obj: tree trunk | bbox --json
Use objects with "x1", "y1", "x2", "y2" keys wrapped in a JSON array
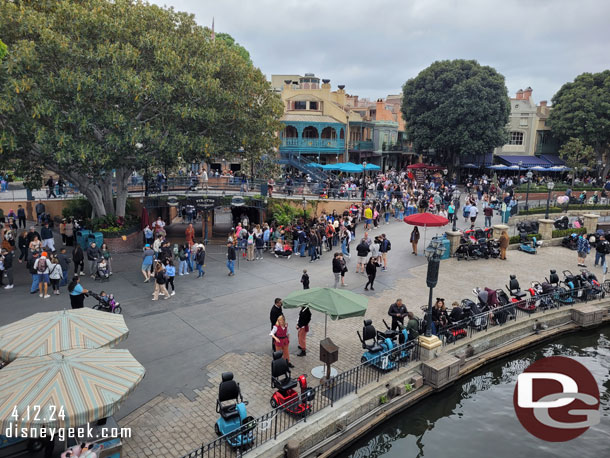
[
  {"x1": 101, "y1": 178, "x2": 115, "y2": 216},
  {"x1": 83, "y1": 186, "x2": 106, "y2": 218},
  {"x1": 114, "y1": 168, "x2": 130, "y2": 217}
]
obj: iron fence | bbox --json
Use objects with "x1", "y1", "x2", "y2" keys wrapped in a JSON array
[
  {"x1": 180, "y1": 340, "x2": 420, "y2": 458},
  {"x1": 439, "y1": 281, "x2": 610, "y2": 346}
]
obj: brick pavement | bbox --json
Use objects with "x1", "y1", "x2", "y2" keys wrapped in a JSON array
[{"x1": 119, "y1": 244, "x2": 586, "y2": 457}]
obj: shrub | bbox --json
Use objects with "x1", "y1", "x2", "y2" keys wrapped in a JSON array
[
  {"x1": 268, "y1": 201, "x2": 311, "y2": 226},
  {"x1": 90, "y1": 214, "x2": 140, "y2": 237},
  {"x1": 509, "y1": 233, "x2": 541, "y2": 244},
  {"x1": 518, "y1": 204, "x2": 610, "y2": 216},
  {"x1": 552, "y1": 227, "x2": 587, "y2": 238},
  {"x1": 62, "y1": 197, "x2": 92, "y2": 220},
  {"x1": 404, "y1": 383, "x2": 413, "y2": 392}
]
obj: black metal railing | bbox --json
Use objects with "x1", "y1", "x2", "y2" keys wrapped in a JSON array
[
  {"x1": 439, "y1": 282, "x2": 610, "y2": 346},
  {"x1": 181, "y1": 340, "x2": 420, "y2": 458}
]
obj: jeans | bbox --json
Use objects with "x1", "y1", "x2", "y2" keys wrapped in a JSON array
[
  {"x1": 227, "y1": 259, "x2": 235, "y2": 274},
  {"x1": 179, "y1": 260, "x2": 188, "y2": 275},
  {"x1": 309, "y1": 245, "x2": 317, "y2": 261},
  {"x1": 299, "y1": 243, "x2": 306, "y2": 257},
  {"x1": 30, "y1": 273, "x2": 40, "y2": 293},
  {"x1": 293, "y1": 240, "x2": 299, "y2": 254},
  {"x1": 197, "y1": 263, "x2": 204, "y2": 277},
  {"x1": 341, "y1": 239, "x2": 349, "y2": 257},
  {"x1": 187, "y1": 256, "x2": 194, "y2": 272},
  {"x1": 485, "y1": 216, "x2": 492, "y2": 227},
  {"x1": 60, "y1": 269, "x2": 68, "y2": 286},
  {"x1": 385, "y1": 213, "x2": 390, "y2": 223},
  {"x1": 595, "y1": 252, "x2": 606, "y2": 266}
]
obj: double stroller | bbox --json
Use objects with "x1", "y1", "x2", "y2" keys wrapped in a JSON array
[{"x1": 90, "y1": 291, "x2": 122, "y2": 314}]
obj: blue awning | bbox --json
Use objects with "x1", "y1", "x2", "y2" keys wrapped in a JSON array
[
  {"x1": 496, "y1": 155, "x2": 552, "y2": 168},
  {"x1": 540, "y1": 154, "x2": 565, "y2": 166},
  {"x1": 462, "y1": 152, "x2": 493, "y2": 166}
]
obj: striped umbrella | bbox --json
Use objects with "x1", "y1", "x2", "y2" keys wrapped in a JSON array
[
  {"x1": 0, "y1": 348, "x2": 145, "y2": 430},
  {"x1": 0, "y1": 309, "x2": 129, "y2": 362}
]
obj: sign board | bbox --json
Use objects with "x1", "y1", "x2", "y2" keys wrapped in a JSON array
[
  {"x1": 231, "y1": 196, "x2": 245, "y2": 207},
  {"x1": 192, "y1": 197, "x2": 216, "y2": 211},
  {"x1": 166, "y1": 196, "x2": 179, "y2": 207}
]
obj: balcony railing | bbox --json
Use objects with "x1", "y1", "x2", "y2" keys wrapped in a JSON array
[
  {"x1": 352, "y1": 140, "x2": 374, "y2": 150},
  {"x1": 280, "y1": 138, "x2": 345, "y2": 149}
]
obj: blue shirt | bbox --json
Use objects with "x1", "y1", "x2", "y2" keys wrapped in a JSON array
[
  {"x1": 165, "y1": 265, "x2": 176, "y2": 277},
  {"x1": 577, "y1": 237, "x2": 590, "y2": 254},
  {"x1": 70, "y1": 283, "x2": 84, "y2": 296}
]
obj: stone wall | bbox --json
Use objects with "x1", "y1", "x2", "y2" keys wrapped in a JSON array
[{"x1": 103, "y1": 230, "x2": 143, "y2": 253}]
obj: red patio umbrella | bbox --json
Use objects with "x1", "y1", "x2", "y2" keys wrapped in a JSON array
[{"x1": 403, "y1": 213, "x2": 449, "y2": 247}]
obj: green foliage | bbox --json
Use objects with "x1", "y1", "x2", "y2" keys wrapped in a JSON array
[
  {"x1": 0, "y1": 0, "x2": 283, "y2": 217},
  {"x1": 518, "y1": 204, "x2": 610, "y2": 215},
  {"x1": 401, "y1": 60, "x2": 510, "y2": 170},
  {"x1": 404, "y1": 383, "x2": 413, "y2": 392},
  {"x1": 268, "y1": 201, "x2": 311, "y2": 226},
  {"x1": 90, "y1": 214, "x2": 139, "y2": 237},
  {"x1": 62, "y1": 197, "x2": 92, "y2": 220},
  {"x1": 379, "y1": 395, "x2": 388, "y2": 404},
  {"x1": 548, "y1": 71, "x2": 610, "y2": 169},
  {"x1": 509, "y1": 233, "x2": 541, "y2": 244},
  {"x1": 552, "y1": 227, "x2": 587, "y2": 239},
  {"x1": 0, "y1": 39, "x2": 7, "y2": 60},
  {"x1": 559, "y1": 138, "x2": 596, "y2": 183},
  {"x1": 215, "y1": 33, "x2": 251, "y2": 65},
  {"x1": 514, "y1": 184, "x2": 601, "y2": 192}
]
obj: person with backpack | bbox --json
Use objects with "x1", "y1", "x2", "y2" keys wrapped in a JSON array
[
  {"x1": 48, "y1": 255, "x2": 63, "y2": 295},
  {"x1": 577, "y1": 234, "x2": 591, "y2": 268},
  {"x1": 34, "y1": 251, "x2": 51, "y2": 298},
  {"x1": 1, "y1": 248, "x2": 13, "y2": 289},
  {"x1": 379, "y1": 233, "x2": 391, "y2": 271},
  {"x1": 195, "y1": 244, "x2": 206, "y2": 278}
]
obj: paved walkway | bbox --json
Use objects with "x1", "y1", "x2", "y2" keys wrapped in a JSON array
[{"x1": 0, "y1": 207, "x2": 591, "y2": 457}]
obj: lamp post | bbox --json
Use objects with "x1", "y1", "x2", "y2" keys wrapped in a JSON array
[
  {"x1": 525, "y1": 171, "x2": 533, "y2": 210},
  {"x1": 424, "y1": 239, "x2": 447, "y2": 337},
  {"x1": 597, "y1": 160, "x2": 603, "y2": 182},
  {"x1": 302, "y1": 197, "x2": 307, "y2": 221},
  {"x1": 362, "y1": 161, "x2": 367, "y2": 201},
  {"x1": 518, "y1": 160, "x2": 523, "y2": 183},
  {"x1": 545, "y1": 181, "x2": 555, "y2": 219},
  {"x1": 452, "y1": 189, "x2": 460, "y2": 232}
]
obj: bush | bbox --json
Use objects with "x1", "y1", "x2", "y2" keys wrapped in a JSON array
[
  {"x1": 552, "y1": 227, "x2": 587, "y2": 238},
  {"x1": 62, "y1": 197, "x2": 92, "y2": 220},
  {"x1": 518, "y1": 204, "x2": 610, "y2": 216},
  {"x1": 514, "y1": 184, "x2": 602, "y2": 192},
  {"x1": 509, "y1": 233, "x2": 541, "y2": 244},
  {"x1": 90, "y1": 214, "x2": 140, "y2": 237},
  {"x1": 268, "y1": 201, "x2": 311, "y2": 226}
]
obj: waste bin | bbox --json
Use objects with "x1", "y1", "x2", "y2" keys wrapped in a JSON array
[
  {"x1": 76, "y1": 230, "x2": 91, "y2": 250},
  {"x1": 88, "y1": 232, "x2": 104, "y2": 247},
  {"x1": 260, "y1": 183, "x2": 268, "y2": 197}
]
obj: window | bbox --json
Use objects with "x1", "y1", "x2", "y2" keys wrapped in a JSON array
[
  {"x1": 294, "y1": 101, "x2": 306, "y2": 110},
  {"x1": 309, "y1": 101, "x2": 318, "y2": 110},
  {"x1": 509, "y1": 131, "x2": 524, "y2": 145}
]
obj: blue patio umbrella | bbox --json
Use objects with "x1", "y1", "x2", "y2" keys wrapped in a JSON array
[
  {"x1": 338, "y1": 162, "x2": 364, "y2": 173},
  {"x1": 529, "y1": 166, "x2": 549, "y2": 172},
  {"x1": 488, "y1": 164, "x2": 508, "y2": 170},
  {"x1": 363, "y1": 163, "x2": 381, "y2": 171},
  {"x1": 462, "y1": 163, "x2": 478, "y2": 168},
  {"x1": 321, "y1": 164, "x2": 343, "y2": 171},
  {"x1": 308, "y1": 163, "x2": 323, "y2": 168}
]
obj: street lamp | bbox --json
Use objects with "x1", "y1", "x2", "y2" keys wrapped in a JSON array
[
  {"x1": 424, "y1": 239, "x2": 447, "y2": 337},
  {"x1": 545, "y1": 181, "x2": 555, "y2": 219},
  {"x1": 362, "y1": 161, "x2": 367, "y2": 201},
  {"x1": 452, "y1": 189, "x2": 461, "y2": 232},
  {"x1": 518, "y1": 160, "x2": 523, "y2": 183},
  {"x1": 597, "y1": 160, "x2": 603, "y2": 182},
  {"x1": 302, "y1": 197, "x2": 307, "y2": 220},
  {"x1": 525, "y1": 171, "x2": 533, "y2": 210}
]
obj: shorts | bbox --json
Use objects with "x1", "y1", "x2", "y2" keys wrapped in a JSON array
[
  {"x1": 142, "y1": 262, "x2": 152, "y2": 271},
  {"x1": 358, "y1": 256, "x2": 367, "y2": 264},
  {"x1": 366, "y1": 218, "x2": 373, "y2": 225},
  {"x1": 577, "y1": 251, "x2": 587, "y2": 258},
  {"x1": 38, "y1": 273, "x2": 49, "y2": 284},
  {"x1": 470, "y1": 216, "x2": 477, "y2": 222}
]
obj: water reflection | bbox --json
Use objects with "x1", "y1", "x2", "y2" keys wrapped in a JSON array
[{"x1": 347, "y1": 326, "x2": 610, "y2": 458}]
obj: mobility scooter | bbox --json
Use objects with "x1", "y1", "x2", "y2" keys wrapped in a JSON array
[
  {"x1": 506, "y1": 275, "x2": 536, "y2": 312},
  {"x1": 357, "y1": 319, "x2": 397, "y2": 371},
  {"x1": 381, "y1": 319, "x2": 416, "y2": 360},
  {"x1": 214, "y1": 372, "x2": 255, "y2": 447},
  {"x1": 270, "y1": 352, "x2": 314, "y2": 416},
  {"x1": 517, "y1": 232, "x2": 539, "y2": 254}
]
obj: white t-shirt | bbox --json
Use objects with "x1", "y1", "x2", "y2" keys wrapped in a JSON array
[{"x1": 469, "y1": 206, "x2": 478, "y2": 218}]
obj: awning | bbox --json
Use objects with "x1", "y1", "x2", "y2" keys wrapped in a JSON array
[
  {"x1": 462, "y1": 152, "x2": 493, "y2": 167},
  {"x1": 540, "y1": 154, "x2": 565, "y2": 166},
  {"x1": 496, "y1": 155, "x2": 552, "y2": 168}
]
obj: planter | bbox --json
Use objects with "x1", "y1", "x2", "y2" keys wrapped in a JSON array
[{"x1": 103, "y1": 230, "x2": 142, "y2": 253}]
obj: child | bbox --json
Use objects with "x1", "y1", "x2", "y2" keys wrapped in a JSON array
[{"x1": 301, "y1": 269, "x2": 310, "y2": 289}]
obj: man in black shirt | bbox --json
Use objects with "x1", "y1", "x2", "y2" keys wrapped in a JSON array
[
  {"x1": 388, "y1": 299, "x2": 408, "y2": 331},
  {"x1": 296, "y1": 306, "x2": 312, "y2": 357},
  {"x1": 270, "y1": 298, "x2": 284, "y2": 351},
  {"x1": 226, "y1": 241, "x2": 236, "y2": 276}
]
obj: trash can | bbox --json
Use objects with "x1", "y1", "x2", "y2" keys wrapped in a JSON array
[
  {"x1": 76, "y1": 230, "x2": 90, "y2": 250},
  {"x1": 260, "y1": 183, "x2": 268, "y2": 197},
  {"x1": 88, "y1": 232, "x2": 104, "y2": 247}
]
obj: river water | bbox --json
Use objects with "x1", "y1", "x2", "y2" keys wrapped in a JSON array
[{"x1": 345, "y1": 325, "x2": 610, "y2": 458}]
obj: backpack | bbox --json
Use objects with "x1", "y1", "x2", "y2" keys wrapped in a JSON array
[
  {"x1": 385, "y1": 239, "x2": 392, "y2": 251},
  {"x1": 37, "y1": 257, "x2": 47, "y2": 273}
]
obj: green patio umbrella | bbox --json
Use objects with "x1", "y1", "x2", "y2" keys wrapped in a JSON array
[{"x1": 283, "y1": 287, "x2": 368, "y2": 338}]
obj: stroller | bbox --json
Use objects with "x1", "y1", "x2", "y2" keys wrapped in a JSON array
[
  {"x1": 561, "y1": 233, "x2": 579, "y2": 250},
  {"x1": 90, "y1": 291, "x2": 122, "y2": 314},
  {"x1": 95, "y1": 258, "x2": 110, "y2": 282}
]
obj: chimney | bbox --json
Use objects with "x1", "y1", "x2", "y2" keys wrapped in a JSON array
[
  {"x1": 284, "y1": 79, "x2": 292, "y2": 89},
  {"x1": 516, "y1": 89, "x2": 523, "y2": 100},
  {"x1": 322, "y1": 78, "x2": 331, "y2": 90},
  {"x1": 539, "y1": 100, "x2": 547, "y2": 107},
  {"x1": 523, "y1": 87, "x2": 533, "y2": 100},
  {"x1": 376, "y1": 99, "x2": 384, "y2": 112}
]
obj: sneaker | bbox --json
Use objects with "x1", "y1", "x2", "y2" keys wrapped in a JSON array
[
  {"x1": 179, "y1": 273, "x2": 183, "y2": 276},
  {"x1": 341, "y1": 283, "x2": 348, "y2": 287},
  {"x1": 39, "y1": 294, "x2": 43, "y2": 298},
  {"x1": 80, "y1": 272, "x2": 85, "y2": 276},
  {"x1": 229, "y1": 272, "x2": 235, "y2": 276},
  {"x1": 152, "y1": 298, "x2": 158, "y2": 301},
  {"x1": 4, "y1": 285, "x2": 13, "y2": 289},
  {"x1": 171, "y1": 291, "x2": 175, "y2": 296},
  {"x1": 364, "y1": 287, "x2": 369, "y2": 291},
  {"x1": 371, "y1": 287, "x2": 375, "y2": 291},
  {"x1": 287, "y1": 255, "x2": 292, "y2": 259},
  {"x1": 44, "y1": 294, "x2": 50, "y2": 299},
  {"x1": 144, "y1": 278, "x2": 149, "y2": 283},
  {"x1": 164, "y1": 296, "x2": 170, "y2": 300},
  {"x1": 275, "y1": 254, "x2": 279, "y2": 258}
]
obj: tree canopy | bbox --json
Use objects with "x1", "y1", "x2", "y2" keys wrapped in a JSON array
[
  {"x1": 548, "y1": 70, "x2": 610, "y2": 177},
  {"x1": 0, "y1": 0, "x2": 283, "y2": 216},
  {"x1": 559, "y1": 138, "x2": 596, "y2": 185},
  {"x1": 215, "y1": 33, "x2": 252, "y2": 65},
  {"x1": 401, "y1": 59, "x2": 510, "y2": 170}
]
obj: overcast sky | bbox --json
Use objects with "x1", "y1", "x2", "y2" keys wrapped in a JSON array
[{"x1": 152, "y1": 0, "x2": 609, "y2": 104}]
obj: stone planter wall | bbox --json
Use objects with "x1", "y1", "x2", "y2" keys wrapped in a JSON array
[{"x1": 104, "y1": 230, "x2": 142, "y2": 253}]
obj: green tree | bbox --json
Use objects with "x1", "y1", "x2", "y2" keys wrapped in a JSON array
[
  {"x1": 548, "y1": 71, "x2": 610, "y2": 179},
  {"x1": 0, "y1": 0, "x2": 282, "y2": 216},
  {"x1": 0, "y1": 39, "x2": 6, "y2": 60},
  {"x1": 401, "y1": 59, "x2": 510, "y2": 172},
  {"x1": 559, "y1": 137, "x2": 596, "y2": 185},
  {"x1": 215, "y1": 32, "x2": 252, "y2": 65}
]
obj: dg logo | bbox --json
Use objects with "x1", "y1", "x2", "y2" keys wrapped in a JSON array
[{"x1": 513, "y1": 356, "x2": 600, "y2": 441}]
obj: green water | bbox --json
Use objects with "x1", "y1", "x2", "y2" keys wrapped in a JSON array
[{"x1": 345, "y1": 325, "x2": 610, "y2": 458}]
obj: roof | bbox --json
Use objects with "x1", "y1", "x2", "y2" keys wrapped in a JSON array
[
  {"x1": 281, "y1": 114, "x2": 343, "y2": 124},
  {"x1": 540, "y1": 154, "x2": 565, "y2": 166},
  {"x1": 496, "y1": 155, "x2": 561, "y2": 167}
]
